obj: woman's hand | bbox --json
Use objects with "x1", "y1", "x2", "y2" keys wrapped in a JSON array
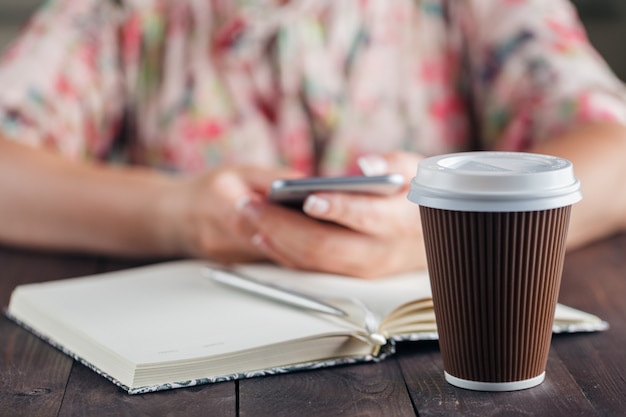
[
  {"x1": 0, "y1": 137, "x2": 425, "y2": 274},
  {"x1": 0, "y1": 138, "x2": 303, "y2": 260},
  {"x1": 163, "y1": 165, "x2": 303, "y2": 263},
  {"x1": 238, "y1": 152, "x2": 428, "y2": 278}
]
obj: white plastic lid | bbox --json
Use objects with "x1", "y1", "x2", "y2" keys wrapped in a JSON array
[{"x1": 407, "y1": 152, "x2": 582, "y2": 212}]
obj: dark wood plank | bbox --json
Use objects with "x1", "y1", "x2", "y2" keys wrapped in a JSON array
[
  {"x1": 0, "y1": 321, "x2": 73, "y2": 417},
  {"x1": 238, "y1": 360, "x2": 416, "y2": 417},
  {"x1": 97, "y1": 257, "x2": 173, "y2": 274},
  {"x1": 551, "y1": 234, "x2": 626, "y2": 417},
  {"x1": 0, "y1": 246, "x2": 102, "y2": 417},
  {"x1": 397, "y1": 340, "x2": 597, "y2": 417},
  {"x1": 58, "y1": 364, "x2": 236, "y2": 417},
  {"x1": 1, "y1": 233, "x2": 625, "y2": 416}
]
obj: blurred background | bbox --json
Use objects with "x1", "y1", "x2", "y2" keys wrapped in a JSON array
[{"x1": 0, "y1": 0, "x2": 625, "y2": 81}]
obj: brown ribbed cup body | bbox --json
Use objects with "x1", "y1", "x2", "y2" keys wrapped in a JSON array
[{"x1": 420, "y1": 206, "x2": 571, "y2": 383}]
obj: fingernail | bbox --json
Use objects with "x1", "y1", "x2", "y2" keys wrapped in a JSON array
[
  {"x1": 250, "y1": 233, "x2": 266, "y2": 249},
  {"x1": 303, "y1": 195, "x2": 330, "y2": 215},
  {"x1": 357, "y1": 155, "x2": 388, "y2": 176},
  {"x1": 235, "y1": 196, "x2": 250, "y2": 212},
  {"x1": 240, "y1": 199, "x2": 261, "y2": 222}
]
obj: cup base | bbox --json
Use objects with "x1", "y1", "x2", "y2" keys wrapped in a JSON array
[{"x1": 444, "y1": 371, "x2": 545, "y2": 392}]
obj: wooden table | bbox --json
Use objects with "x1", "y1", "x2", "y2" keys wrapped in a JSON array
[{"x1": 1, "y1": 233, "x2": 625, "y2": 417}]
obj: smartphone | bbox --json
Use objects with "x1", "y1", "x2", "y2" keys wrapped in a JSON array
[{"x1": 268, "y1": 173, "x2": 405, "y2": 206}]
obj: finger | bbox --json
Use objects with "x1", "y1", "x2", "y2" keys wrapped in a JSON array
[
  {"x1": 257, "y1": 225, "x2": 384, "y2": 278},
  {"x1": 242, "y1": 201, "x2": 384, "y2": 277},
  {"x1": 202, "y1": 167, "x2": 300, "y2": 236},
  {"x1": 383, "y1": 151, "x2": 426, "y2": 178},
  {"x1": 302, "y1": 191, "x2": 420, "y2": 237},
  {"x1": 358, "y1": 152, "x2": 425, "y2": 179},
  {"x1": 238, "y1": 166, "x2": 305, "y2": 195},
  {"x1": 256, "y1": 221, "x2": 423, "y2": 278},
  {"x1": 243, "y1": 200, "x2": 430, "y2": 277}
]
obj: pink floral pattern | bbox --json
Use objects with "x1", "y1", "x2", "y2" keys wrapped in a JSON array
[{"x1": 1, "y1": 0, "x2": 625, "y2": 175}]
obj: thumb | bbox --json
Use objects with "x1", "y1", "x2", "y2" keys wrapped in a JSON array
[
  {"x1": 238, "y1": 166, "x2": 305, "y2": 194},
  {"x1": 357, "y1": 151, "x2": 425, "y2": 179}
]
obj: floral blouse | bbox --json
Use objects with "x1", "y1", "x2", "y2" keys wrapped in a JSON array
[{"x1": 1, "y1": 0, "x2": 625, "y2": 175}]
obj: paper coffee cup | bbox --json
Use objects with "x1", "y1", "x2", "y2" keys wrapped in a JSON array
[{"x1": 407, "y1": 151, "x2": 582, "y2": 391}]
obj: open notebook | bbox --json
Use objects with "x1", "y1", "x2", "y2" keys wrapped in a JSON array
[{"x1": 5, "y1": 260, "x2": 608, "y2": 394}]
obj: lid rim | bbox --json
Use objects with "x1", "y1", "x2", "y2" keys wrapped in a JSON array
[
  {"x1": 408, "y1": 191, "x2": 583, "y2": 212},
  {"x1": 407, "y1": 151, "x2": 582, "y2": 212}
]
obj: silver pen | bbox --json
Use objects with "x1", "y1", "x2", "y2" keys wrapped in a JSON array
[{"x1": 204, "y1": 267, "x2": 347, "y2": 317}]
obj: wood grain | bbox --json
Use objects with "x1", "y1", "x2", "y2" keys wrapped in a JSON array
[
  {"x1": 1, "y1": 234, "x2": 625, "y2": 416},
  {"x1": 58, "y1": 364, "x2": 236, "y2": 417},
  {"x1": 239, "y1": 360, "x2": 416, "y2": 417},
  {"x1": 0, "y1": 247, "x2": 101, "y2": 417}
]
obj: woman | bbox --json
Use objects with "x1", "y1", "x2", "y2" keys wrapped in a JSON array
[{"x1": 1, "y1": 0, "x2": 625, "y2": 277}]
